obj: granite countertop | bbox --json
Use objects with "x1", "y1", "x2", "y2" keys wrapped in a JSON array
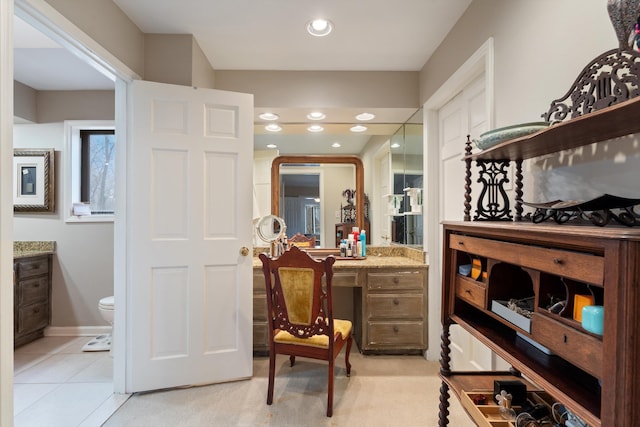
[
  {"x1": 252, "y1": 245, "x2": 427, "y2": 269},
  {"x1": 13, "y1": 241, "x2": 56, "y2": 259}
]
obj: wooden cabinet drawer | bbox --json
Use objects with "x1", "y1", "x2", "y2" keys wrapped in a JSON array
[
  {"x1": 253, "y1": 321, "x2": 269, "y2": 350},
  {"x1": 253, "y1": 295, "x2": 267, "y2": 321},
  {"x1": 15, "y1": 257, "x2": 49, "y2": 279},
  {"x1": 253, "y1": 272, "x2": 265, "y2": 291},
  {"x1": 17, "y1": 302, "x2": 49, "y2": 335},
  {"x1": 449, "y1": 234, "x2": 603, "y2": 285},
  {"x1": 366, "y1": 294, "x2": 424, "y2": 319},
  {"x1": 332, "y1": 271, "x2": 358, "y2": 287},
  {"x1": 17, "y1": 276, "x2": 49, "y2": 306},
  {"x1": 531, "y1": 313, "x2": 602, "y2": 379},
  {"x1": 367, "y1": 321, "x2": 425, "y2": 347},
  {"x1": 367, "y1": 270, "x2": 425, "y2": 290},
  {"x1": 455, "y1": 276, "x2": 487, "y2": 309}
]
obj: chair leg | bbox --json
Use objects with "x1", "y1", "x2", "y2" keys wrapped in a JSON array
[
  {"x1": 345, "y1": 336, "x2": 353, "y2": 377},
  {"x1": 327, "y1": 358, "x2": 334, "y2": 417},
  {"x1": 267, "y1": 352, "x2": 276, "y2": 405},
  {"x1": 289, "y1": 355, "x2": 295, "y2": 367}
]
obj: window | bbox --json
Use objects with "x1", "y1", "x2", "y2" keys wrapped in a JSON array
[
  {"x1": 65, "y1": 121, "x2": 116, "y2": 222},
  {"x1": 80, "y1": 130, "x2": 115, "y2": 214}
]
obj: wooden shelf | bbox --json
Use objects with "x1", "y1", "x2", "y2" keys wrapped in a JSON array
[
  {"x1": 467, "y1": 96, "x2": 640, "y2": 161},
  {"x1": 451, "y1": 311, "x2": 601, "y2": 427}
]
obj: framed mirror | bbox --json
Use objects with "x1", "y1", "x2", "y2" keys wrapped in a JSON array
[{"x1": 271, "y1": 155, "x2": 365, "y2": 247}]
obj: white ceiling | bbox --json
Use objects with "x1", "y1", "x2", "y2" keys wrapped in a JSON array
[{"x1": 13, "y1": 0, "x2": 472, "y2": 154}]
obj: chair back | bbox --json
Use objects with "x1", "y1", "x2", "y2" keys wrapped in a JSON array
[{"x1": 259, "y1": 246, "x2": 336, "y2": 344}]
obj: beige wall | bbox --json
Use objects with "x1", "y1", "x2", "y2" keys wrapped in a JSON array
[
  {"x1": 419, "y1": 0, "x2": 639, "y2": 204},
  {"x1": 14, "y1": 81, "x2": 36, "y2": 122},
  {"x1": 45, "y1": 0, "x2": 145, "y2": 77},
  {"x1": 37, "y1": 91, "x2": 115, "y2": 123},
  {"x1": 215, "y1": 70, "x2": 419, "y2": 108},
  {"x1": 144, "y1": 34, "x2": 195, "y2": 87},
  {"x1": 13, "y1": 123, "x2": 114, "y2": 327}
]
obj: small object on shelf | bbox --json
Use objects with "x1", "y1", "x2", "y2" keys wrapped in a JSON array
[
  {"x1": 582, "y1": 305, "x2": 605, "y2": 335},
  {"x1": 573, "y1": 294, "x2": 595, "y2": 322},
  {"x1": 470, "y1": 258, "x2": 482, "y2": 280},
  {"x1": 458, "y1": 264, "x2": 472, "y2": 276},
  {"x1": 491, "y1": 299, "x2": 533, "y2": 332},
  {"x1": 494, "y1": 380, "x2": 527, "y2": 406},
  {"x1": 472, "y1": 394, "x2": 487, "y2": 405},
  {"x1": 473, "y1": 122, "x2": 552, "y2": 150}
]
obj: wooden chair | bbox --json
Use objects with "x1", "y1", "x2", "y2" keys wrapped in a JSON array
[
  {"x1": 288, "y1": 232, "x2": 316, "y2": 248},
  {"x1": 259, "y1": 246, "x2": 353, "y2": 417}
]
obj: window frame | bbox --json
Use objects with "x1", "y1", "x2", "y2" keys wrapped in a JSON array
[{"x1": 64, "y1": 120, "x2": 115, "y2": 223}]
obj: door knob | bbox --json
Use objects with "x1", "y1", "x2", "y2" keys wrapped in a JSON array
[{"x1": 240, "y1": 246, "x2": 250, "y2": 256}]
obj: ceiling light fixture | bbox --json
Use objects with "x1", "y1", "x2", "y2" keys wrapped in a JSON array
[
  {"x1": 391, "y1": 143, "x2": 401, "y2": 148},
  {"x1": 307, "y1": 124, "x2": 324, "y2": 132},
  {"x1": 266, "y1": 144, "x2": 277, "y2": 149},
  {"x1": 307, "y1": 111, "x2": 326, "y2": 120},
  {"x1": 306, "y1": 19, "x2": 334, "y2": 37},
  {"x1": 331, "y1": 142, "x2": 341, "y2": 148},
  {"x1": 350, "y1": 125, "x2": 367, "y2": 132},
  {"x1": 355, "y1": 112, "x2": 375, "y2": 121},
  {"x1": 259, "y1": 112, "x2": 279, "y2": 121},
  {"x1": 265, "y1": 124, "x2": 282, "y2": 132}
]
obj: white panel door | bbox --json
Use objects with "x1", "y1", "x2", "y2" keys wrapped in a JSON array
[
  {"x1": 127, "y1": 80, "x2": 254, "y2": 392},
  {"x1": 439, "y1": 75, "x2": 494, "y2": 371}
]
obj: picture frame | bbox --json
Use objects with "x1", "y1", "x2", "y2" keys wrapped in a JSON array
[{"x1": 13, "y1": 149, "x2": 55, "y2": 213}]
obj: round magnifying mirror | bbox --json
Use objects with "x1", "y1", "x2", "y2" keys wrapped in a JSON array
[{"x1": 256, "y1": 215, "x2": 286, "y2": 243}]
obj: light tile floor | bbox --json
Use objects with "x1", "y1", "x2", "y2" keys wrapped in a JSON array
[{"x1": 14, "y1": 336, "x2": 129, "y2": 427}]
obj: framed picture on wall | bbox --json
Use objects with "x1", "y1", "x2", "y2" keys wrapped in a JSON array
[{"x1": 13, "y1": 149, "x2": 55, "y2": 213}]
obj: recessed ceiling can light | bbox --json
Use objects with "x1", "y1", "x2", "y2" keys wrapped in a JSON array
[
  {"x1": 307, "y1": 124, "x2": 324, "y2": 132},
  {"x1": 307, "y1": 19, "x2": 334, "y2": 37},
  {"x1": 355, "y1": 112, "x2": 375, "y2": 121},
  {"x1": 265, "y1": 124, "x2": 282, "y2": 132},
  {"x1": 307, "y1": 111, "x2": 326, "y2": 120},
  {"x1": 331, "y1": 142, "x2": 341, "y2": 148},
  {"x1": 266, "y1": 144, "x2": 277, "y2": 149},
  {"x1": 350, "y1": 125, "x2": 367, "y2": 132},
  {"x1": 391, "y1": 143, "x2": 401, "y2": 148},
  {"x1": 259, "y1": 112, "x2": 279, "y2": 121}
]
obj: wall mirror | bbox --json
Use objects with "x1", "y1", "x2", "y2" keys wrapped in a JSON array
[
  {"x1": 388, "y1": 108, "x2": 423, "y2": 246},
  {"x1": 271, "y1": 155, "x2": 364, "y2": 248}
]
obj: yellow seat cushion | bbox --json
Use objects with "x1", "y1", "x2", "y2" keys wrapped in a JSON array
[{"x1": 274, "y1": 319, "x2": 352, "y2": 348}]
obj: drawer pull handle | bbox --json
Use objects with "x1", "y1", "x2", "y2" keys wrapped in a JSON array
[
  {"x1": 465, "y1": 289, "x2": 471, "y2": 294},
  {"x1": 553, "y1": 258, "x2": 563, "y2": 265},
  {"x1": 392, "y1": 278, "x2": 399, "y2": 284},
  {"x1": 393, "y1": 326, "x2": 399, "y2": 333},
  {"x1": 33, "y1": 308, "x2": 39, "y2": 314},
  {"x1": 457, "y1": 241, "x2": 464, "y2": 245},
  {"x1": 393, "y1": 299, "x2": 400, "y2": 305},
  {"x1": 563, "y1": 334, "x2": 568, "y2": 343}
]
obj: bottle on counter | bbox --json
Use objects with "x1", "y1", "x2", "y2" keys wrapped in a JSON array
[
  {"x1": 360, "y1": 230, "x2": 366, "y2": 257},
  {"x1": 346, "y1": 235, "x2": 354, "y2": 257},
  {"x1": 340, "y1": 239, "x2": 347, "y2": 257}
]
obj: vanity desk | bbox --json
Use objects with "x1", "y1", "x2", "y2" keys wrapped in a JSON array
[
  {"x1": 13, "y1": 241, "x2": 55, "y2": 348},
  {"x1": 253, "y1": 246, "x2": 428, "y2": 355}
]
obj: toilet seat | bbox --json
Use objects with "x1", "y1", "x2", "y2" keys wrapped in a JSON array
[{"x1": 99, "y1": 296, "x2": 114, "y2": 310}]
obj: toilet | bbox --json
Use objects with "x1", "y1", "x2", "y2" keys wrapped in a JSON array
[{"x1": 82, "y1": 296, "x2": 114, "y2": 352}]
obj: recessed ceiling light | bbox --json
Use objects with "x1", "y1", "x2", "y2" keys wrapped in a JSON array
[
  {"x1": 350, "y1": 125, "x2": 367, "y2": 132},
  {"x1": 307, "y1": 19, "x2": 334, "y2": 37},
  {"x1": 332, "y1": 142, "x2": 341, "y2": 148},
  {"x1": 308, "y1": 125, "x2": 324, "y2": 132},
  {"x1": 355, "y1": 112, "x2": 375, "y2": 121},
  {"x1": 266, "y1": 144, "x2": 277, "y2": 149},
  {"x1": 307, "y1": 111, "x2": 326, "y2": 120},
  {"x1": 391, "y1": 143, "x2": 401, "y2": 148},
  {"x1": 265, "y1": 124, "x2": 282, "y2": 132},
  {"x1": 259, "y1": 112, "x2": 279, "y2": 121}
]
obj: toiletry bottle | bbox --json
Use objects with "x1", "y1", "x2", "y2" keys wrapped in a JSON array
[
  {"x1": 340, "y1": 240, "x2": 347, "y2": 257},
  {"x1": 360, "y1": 230, "x2": 366, "y2": 257},
  {"x1": 346, "y1": 235, "x2": 353, "y2": 257}
]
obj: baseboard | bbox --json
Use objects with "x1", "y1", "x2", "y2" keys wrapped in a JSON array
[{"x1": 45, "y1": 326, "x2": 111, "y2": 337}]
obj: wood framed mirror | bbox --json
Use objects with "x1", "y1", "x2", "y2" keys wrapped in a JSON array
[{"x1": 271, "y1": 155, "x2": 365, "y2": 234}]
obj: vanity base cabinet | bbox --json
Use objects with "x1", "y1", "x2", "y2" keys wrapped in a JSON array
[
  {"x1": 253, "y1": 263, "x2": 428, "y2": 355},
  {"x1": 439, "y1": 222, "x2": 640, "y2": 427},
  {"x1": 361, "y1": 268, "x2": 427, "y2": 354},
  {"x1": 14, "y1": 255, "x2": 52, "y2": 348}
]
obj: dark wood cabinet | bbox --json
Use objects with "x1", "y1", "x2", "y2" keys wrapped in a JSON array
[
  {"x1": 440, "y1": 222, "x2": 640, "y2": 427},
  {"x1": 14, "y1": 255, "x2": 52, "y2": 348}
]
